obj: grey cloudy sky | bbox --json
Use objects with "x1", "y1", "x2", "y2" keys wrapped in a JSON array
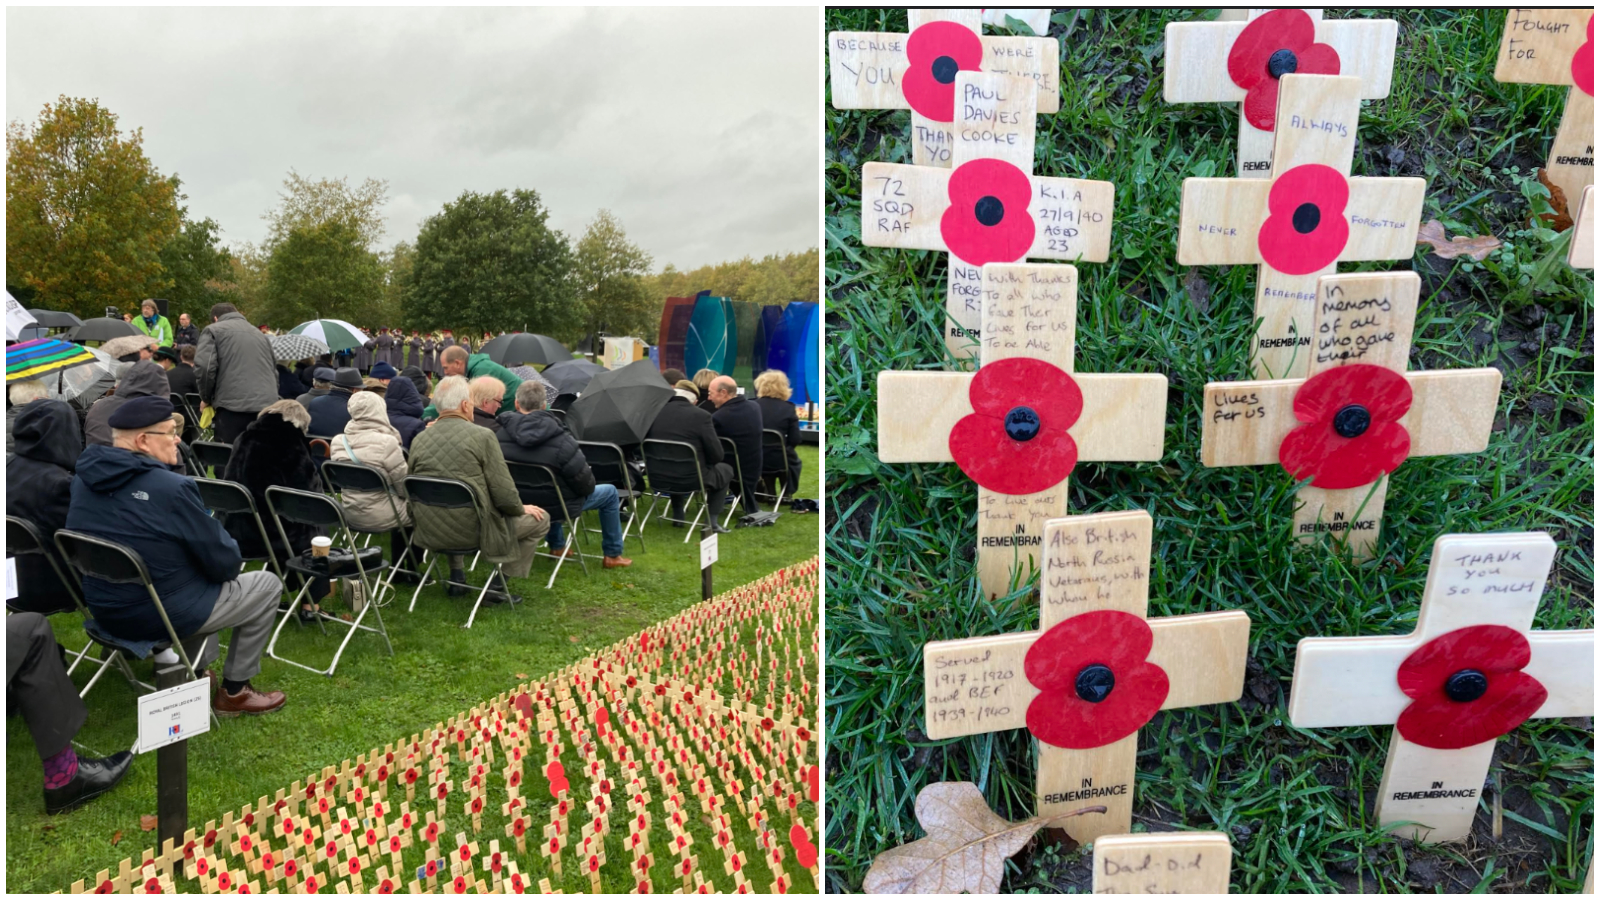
[{"x1": 7, "y1": 6, "x2": 819, "y2": 270}]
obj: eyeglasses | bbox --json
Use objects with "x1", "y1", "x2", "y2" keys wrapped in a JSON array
[{"x1": 143, "y1": 427, "x2": 180, "y2": 440}]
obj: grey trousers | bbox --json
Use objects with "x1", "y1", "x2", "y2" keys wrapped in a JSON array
[
  {"x1": 183, "y1": 571, "x2": 282, "y2": 682},
  {"x1": 493, "y1": 514, "x2": 550, "y2": 579}
]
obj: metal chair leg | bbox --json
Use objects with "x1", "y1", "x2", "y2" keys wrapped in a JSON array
[
  {"x1": 463, "y1": 564, "x2": 505, "y2": 629},
  {"x1": 408, "y1": 553, "x2": 436, "y2": 612}
]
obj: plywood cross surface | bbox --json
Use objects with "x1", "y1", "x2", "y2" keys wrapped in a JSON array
[
  {"x1": 922, "y1": 509, "x2": 1250, "y2": 843},
  {"x1": 1288, "y1": 532, "x2": 1594, "y2": 843},
  {"x1": 1494, "y1": 9, "x2": 1595, "y2": 213},
  {"x1": 1199, "y1": 270, "x2": 1500, "y2": 559},
  {"x1": 877, "y1": 263, "x2": 1165, "y2": 598},
  {"x1": 1165, "y1": 9, "x2": 1396, "y2": 178},
  {"x1": 828, "y1": 9, "x2": 1060, "y2": 168},
  {"x1": 1091, "y1": 832, "x2": 1233, "y2": 894},
  {"x1": 1177, "y1": 73, "x2": 1425, "y2": 379}
]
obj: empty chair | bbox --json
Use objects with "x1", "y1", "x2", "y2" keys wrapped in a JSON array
[{"x1": 506, "y1": 461, "x2": 590, "y2": 587}]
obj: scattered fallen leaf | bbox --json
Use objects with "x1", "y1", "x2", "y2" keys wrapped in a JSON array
[
  {"x1": 111, "y1": 830, "x2": 124, "y2": 846},
  {"x1": 40, "y1": 824, "x2": 55, "y2": 832},
  {"x1": 140, "y1": 815, "x2": 158, "y2": 832},
  {"x1": 568, "y1": 636, "x2": 580, "y2": 644},
  {"x1": 515, "y1": 673, "x2": 528, "y2": 680},
  {"x1": 862, "y1": 782, "x2": 1106, "y2": 894},
  {"x1": 1535, "y1": 169, "x2": 1573, "y2": 231},
  {"x1": 339, "y1": 613, "x2": 353, "y2": 622},
  {"x1": 1416, "y1": 219, "x2": 1502, "y2": 261}
]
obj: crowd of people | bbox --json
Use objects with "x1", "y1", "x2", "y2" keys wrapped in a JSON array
[{"x1": 6, "y1": 301, "x2": 810, "y2": 816}]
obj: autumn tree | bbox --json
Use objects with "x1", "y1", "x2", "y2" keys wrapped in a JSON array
[
  {"x1": 408, "y1": 188, "x2": 576, "y2": 336},
  {"x1": 6, "y1": 96, "x2": 180, "y2": 316},
  {"x1": 573, "y1": 209, "x2": 654, "y2": 342},
  {"x1": 264, "y1": 171, "x2": 389, "y2": 251}
]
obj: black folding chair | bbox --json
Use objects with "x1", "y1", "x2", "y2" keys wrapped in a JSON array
[
  {"x1": 191, "y1": 441, "x2": 234, "y2": 477},
  {"x1": 171, "y1": 393, "x2": 202, "y2": 444},
  {"x1": 403, "y1": 476, "x2": 519, "y2": 629},
  {"x1": 192, "y1": 478, "x2": 287, "y2": 581},
  {"x1": 641, "y1": 439, "x2": 718, "y2": 543},
  {"x1": 506, "y1": 461, "x2": 591, "y2": 587},
  {"x1": 760, "y1": 428, "x2": 793, "y2": 512},
  {"x1": 53, "y1": 530, "x2": 220, "y2": 729},
  {"x1": 321, "y1": 460, "x2": 422, "y2": 590},
  {"x1": 185, "y1": 392, "x2": 213, "y2": 442},
  {"x1": 263, "y1": 487, "x2": 393, "y2": 676},
  {"x1": 577, "y1": 441, "x2": 645, "y2": 552},
  {"x1": 7, "y1": 516, "x2": 98, "y2": 679},
  {"x1": 718, "y1": 436, "x2": 749, "y2": 528}
]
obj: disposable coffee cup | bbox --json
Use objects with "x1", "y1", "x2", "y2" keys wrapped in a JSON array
[{"x1": 311, "y1": 536, "x2": 332, "y2": 558}]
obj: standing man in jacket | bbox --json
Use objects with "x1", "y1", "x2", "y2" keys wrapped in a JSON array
[
  {"x1": 173, "y1": 312, "x2": 199, "y2": 348},
  {"x1": 133, "y1": 299, "x2": 173, "y2": 347},
  {"x1": 66, "y1": 397, "x2": 287, "y2": 716},
  {"x1": 709, "y1": 376, "x2": 763, "y2": 515},
  {"x1": 193, "y1": 303, "x2": 278, "y2": 444},
  {"x1": 429, "y1": 345, "x2": 522, "y2": 416}
]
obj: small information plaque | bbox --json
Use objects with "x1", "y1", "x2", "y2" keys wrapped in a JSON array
[{"x1": 136, "y1": 677, "x2": 211, "y2": 753}]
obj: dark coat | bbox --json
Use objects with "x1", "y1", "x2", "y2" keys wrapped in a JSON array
[
  {"x1": 166, "y1": 362, "x2": 198, "y2": 399},
  {"x1": 400, "y1": 365, "x2": 430, "y2": 402},
  {"x1": 296, "y1": 386, "x2": 330, "y2": 410},
  {"x1": 84, "y1": 361, "x2": 171, "y2": 447},
  {"x1": 276, "y1": 364, "x2": 304, "y2": 400},
  {"x1": 295, "y1": 360, "x2": 316, "y2": 389},
  {"x1": 67, "y1": 444, "x2": 242, "y2": 642},
  {"x1": 755, "y1": 395, "x2": 802, "y2": 472},
  {"x1": 645, "y1": 396, "x2": 729, "y2": 492},
  {"x1": 173, "y1": 323, "x2": 200, "y2": 346},
  {"x1": 307, "y1": 387, "x2": 356, "y2": 437},
  {"x1": 472, "y1": 407, "x2": 503, "y2": 433},
  {"x1": 385, "y1": 374, "x2": 426, "y2": 449},
  {"x1": 496, "y1": 410, "x2": 595, "y2": 519},
  {"x1": 712, "y1": 394, "x2": 764, "y2": 493},
  {"x1": 221, "y1": 413, "x2": 321, "y2": 561},
  {"x1": 6, "y1": 401, "x2": 83, "y2": 614}
]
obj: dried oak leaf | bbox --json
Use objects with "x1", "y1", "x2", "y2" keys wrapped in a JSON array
[
  {"x1": 139, "y1": 814, "x2": 158, "y2": 832},
  {"x1": 861, "y1": 782, "x2": 1044, "y2": 894},
  {"x1": 1416, "y1": 220, "x2": 1502, "y2": 261},
  {"x1": 111, "y1": 830, "x2": 124, "y2": 847}
]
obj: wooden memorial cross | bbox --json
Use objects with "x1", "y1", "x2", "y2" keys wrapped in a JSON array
[
  {"x1": 1571, "y1": 185, "x2": 1594, "y2": 269},
  {"x1": 1494, "y1": 9, "x2": 1594, "y2": 214},
  {"x1": 877, "y1": 263, "x2": 1165, "y2": 598},
  {"x1": 1176, "y1": 74, "x2": 1425, "y2": 379},
  {"x1": 1165, "y1": 10, "x2": 1396, "y2": 178},
  {"x1": 1091, "y1": 832, "x2": 1232, "y2": 894},
  {"x1": 1200, "y1": 270, "x2": 1501, "y2": 560},
  {"x1": 1288, "y1": 532, "x2": 1594, "y2": 842},
  {"x1": 861, "y1": 72, "x2": 1115, "y2": 361},
  {"x1": 828, "y1": 9, "x2": 1060, "y2": 168},
  {"x1": 921, "y1": 509, "x2": 1250, "y2": 842}
]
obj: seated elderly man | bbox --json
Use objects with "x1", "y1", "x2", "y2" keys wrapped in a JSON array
[
  {"x1": 296, "y1": 366, "x2": 336, "y2": 410},
  {"x1": 709, "y1": 375, "x2": 764, "y2": 515},
  {"x1": 408, "y1": 376, "x2": 549, "y2": 603},
  {"x1": 497, "y1": 380, "x2": 632, "y2": 568},
  {"x1": 66, "y1": 396, "x2": 287, "y2": 716}
]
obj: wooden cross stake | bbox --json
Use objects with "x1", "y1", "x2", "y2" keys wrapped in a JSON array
[
  {"x1": 1200, "y1": 270, "x2": 1501, "y2": 560},
  {"x1": 1494, "y1": 9, "x2": 1595, "y2": 213},
  {"x1": 877, "y1": 263, "x2": 1165, "y2": 598},
  {"x1": 1177, "y1": 73, "x2": 1425, "y2": 378},
  {"x1": 1165, "y1": 10, "x2": 1396, "y2": 177},
  {"x1": 861, "y1": 73, "x2": 1114, "y2": 361},
  {"x1": 922, "y1": 509, "x2": 1250, "y2": 842},
  {"x1": 829, "y1": 9, "x2": 1060, "y2": 167},
  {"x1": 1289, "y1": 532, "x2": 1594, "y2": 842},
  {"x1": 1571, "y1": 185, "x2": 1594, "y2": 269},
  {"x1": 1091, "y1": 832, "x2": 1232, "y2": 894}
]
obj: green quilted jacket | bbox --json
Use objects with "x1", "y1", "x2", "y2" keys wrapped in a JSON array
[{"x1": 405, "y1": 415, "x2": 524, "y2": 560}]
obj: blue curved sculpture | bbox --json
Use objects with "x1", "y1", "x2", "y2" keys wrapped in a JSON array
[
  {"x1": 753, "y1": 305, "x2": 783, "y2": 377},
  {"x1": 778, "y1": 301, "x2": 819, "y2": 406},
  {"x1": 685, "y1": 292, "x2": 728, "y2": 375}
]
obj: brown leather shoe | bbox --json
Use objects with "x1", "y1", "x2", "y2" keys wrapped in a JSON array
[
  {"x1": 551, "y1": 545, "x2": 577, "y2": 559},
  {"x1": 213, "y1": 683, "x2": 286, "y2": 718},
  {"x1": 603, "y1": 556, "x2": 633, "y2": 569}
]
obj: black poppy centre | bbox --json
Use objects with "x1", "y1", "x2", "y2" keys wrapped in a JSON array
[
  {"x1": 1332, "y1": 404, "x2": 1370, "y2": 439},
  {"x1": 1004, "y1": 406, "x2": 1040, "y2": 441},
  {"x1": 1444, "y1": 669, "x2": 1488, "y2": 703},
  {"x1": 1075, "y1": 664, "x2": 1116, "y2": 703},
  {"x1": 1292, "y1": 201, "x2": 1322, "y2": 234},
  {"x1": 1267, "y1": 48, "x2": 1299, "y2": 79},
  {"x1": 974, "y1": 195, "x2": 1006, "y2": 227},
  {"x1": 932, "y1": 55, "x2": 960, "y2": 85}
]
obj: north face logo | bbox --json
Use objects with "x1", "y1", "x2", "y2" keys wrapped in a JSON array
[{"x1": 132, "y1": 491, "x2": 150, "y2": 501}]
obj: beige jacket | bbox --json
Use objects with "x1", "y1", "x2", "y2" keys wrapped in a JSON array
[{"x1": 330, "y1": 393, "x2": 411, "y2": 531}]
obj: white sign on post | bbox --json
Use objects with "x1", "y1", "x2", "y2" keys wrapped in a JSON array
[
  {"x1": 700, "y1": 532, "x2": 718, "y2": 569},
  {"x1": 4, "y1": 557, "x2": 17, "y2": 602},
  {"x1": 135, "y1": 677, "x2": 211, "y2": 753}
]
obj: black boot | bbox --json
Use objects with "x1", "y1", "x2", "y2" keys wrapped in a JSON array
[
  {"x1": 45, "y1": 751, "x2": 134, "y2": 815},
  {"x1": 446, "y1": 566, "x2": 469, "y2": 597},
  {"x1": 484, "y1": 574, "x2": 522, "y2": 606}
]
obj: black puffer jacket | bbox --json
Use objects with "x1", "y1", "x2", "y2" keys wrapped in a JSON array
[
  {"x1": 6, "y1": 400, "x2": 83, "y2": 614},
  {"x1": 496, "y1": 410, "x2": 595, "y2": 520},
  {"x1": 83, "y1": 361, "x2": 171, "y2": 447},
  {"x1": 221, "y1": 413, "x2": 321, "y2": 561},
  {"x1": 384, "y1": 373, "x2": 426, "y2": 449}
]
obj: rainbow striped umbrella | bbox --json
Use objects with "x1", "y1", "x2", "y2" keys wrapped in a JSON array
[{"x1": 6, "y1": 337, "x2": 98, "y2": 383}]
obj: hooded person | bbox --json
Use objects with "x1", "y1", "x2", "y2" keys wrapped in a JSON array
[
  {"x1": 83, "y1": 360, "x2": 171, "y2": 448},
  {"x1": 6, "y1": 400, "x2": 84, "y2": 615},
  {"x1": 275, "y1": 360, "x2": 304, "y2": 400},
  {"x1": 373, "y1": 362, "x2": 425, "y2": 449},
  {"x1": 399, "y1": 364, "x2": 430, "y2": 402},
  {"x1": 330, "y1": 391, "x2": 416, "y2": 578}
]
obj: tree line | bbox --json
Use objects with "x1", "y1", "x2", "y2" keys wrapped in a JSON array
[{"x1": 6, "y1": 96, "x2": 817, "y2": 344}]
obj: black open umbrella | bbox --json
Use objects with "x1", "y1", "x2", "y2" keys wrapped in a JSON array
[
  {"x1": 27, "y1": 309, "x2": 84, "y2": 329},
  {"x1": 67, "y1": 317, "x2": 140, "y2": 342},
  {"x1": 567, "y1": 359, "x2": 672, "y2": 446},
  {"x1": 480, "y1": 332, "x2": 571, "y2": 367},
  {"x1": 542, "y1": 358, "x2": 606, "y2": 395}
]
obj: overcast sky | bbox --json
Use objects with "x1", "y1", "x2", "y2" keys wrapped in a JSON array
[{"x1": 6, "y1": 6, "x2": 819, "y2": 271}]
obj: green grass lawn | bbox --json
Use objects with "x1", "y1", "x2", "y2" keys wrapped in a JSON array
[
  {"x1": 6, "y1": 446, "x2": 818, "y2": 893},
  {"x1": 825, "y1": 9, "x2": 1592, "y2": 894}
]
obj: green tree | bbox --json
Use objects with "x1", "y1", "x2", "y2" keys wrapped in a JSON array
[
  {"x1": 573, "y1": 209, "x2": 654, "y2": 342},
  {"x1": 264, "y1": 170, "x2": 389, "y2": 251},
  {"x1": 381, "y1": 240, "x2": 414, "y2": 329},
  {"x1": 6, "y1": 96, "x2": 180, "y2": 317},
  {"x1": 409, "y1": 188, "x2": 576, "y2": 336},
  {"x1": 158, "y1": 178, "x2": 234, "y2": 325},
  {"x1": 263, "y1": 220, "x2": 384, "y2": 326}
]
